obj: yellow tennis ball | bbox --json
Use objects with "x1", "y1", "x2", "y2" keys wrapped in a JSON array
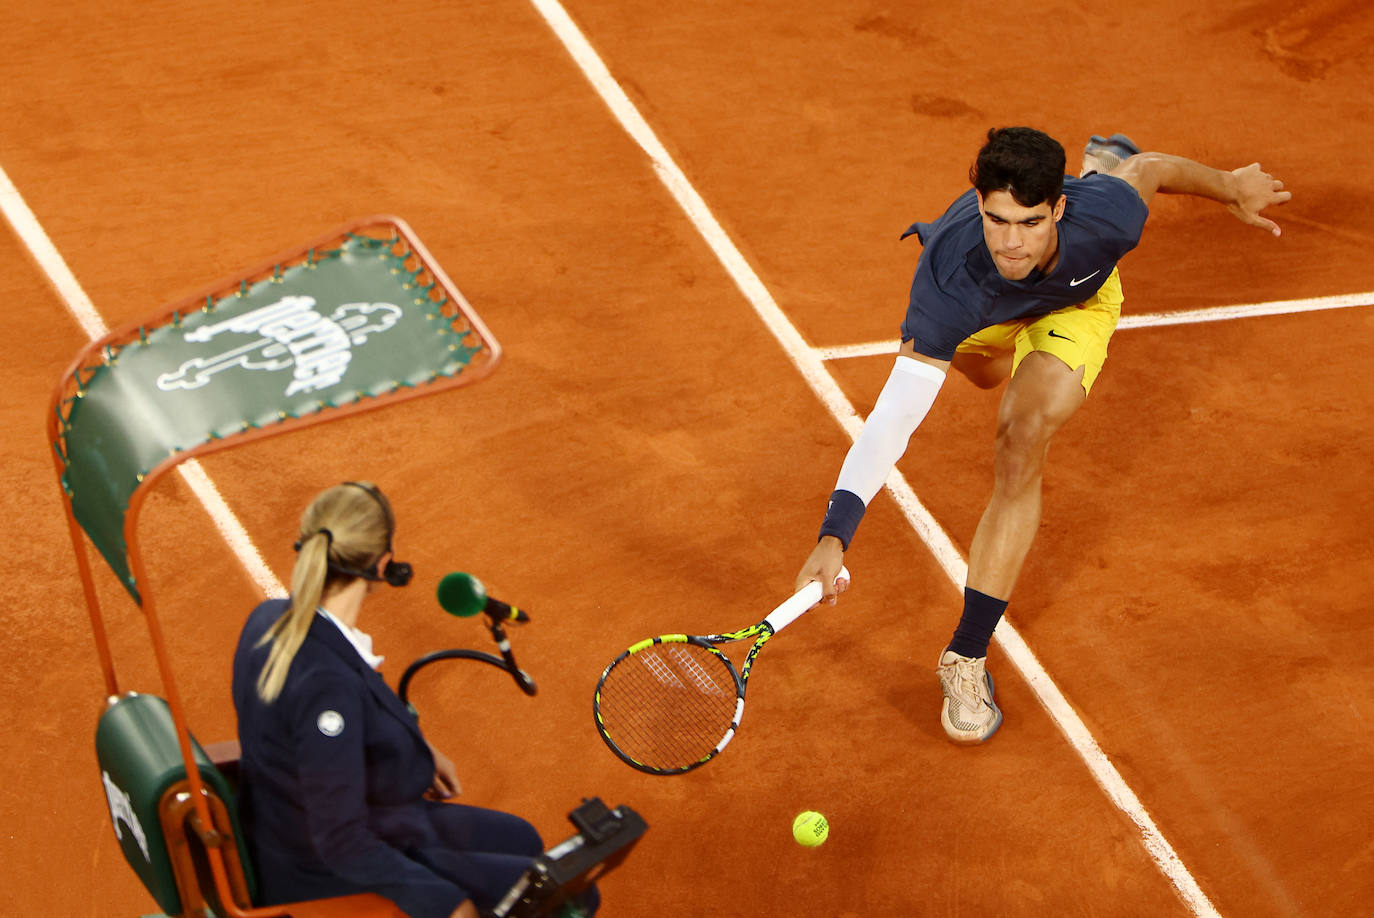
[{"x1": 792, "y1": 810, "x2": 829, "y2": 847}]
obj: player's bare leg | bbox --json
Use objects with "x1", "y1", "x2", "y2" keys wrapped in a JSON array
[
  {"x1": 938, "y1": 351, "x2": 1086, "y2": 743},
  {"x1": 967, "y1": 351, "x2": 1086, "y2": 597},
  {"x1": 951, "y1": 350, "x2": 1012, "y2": 390}
]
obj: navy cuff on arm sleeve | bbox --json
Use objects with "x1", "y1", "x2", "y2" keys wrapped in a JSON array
[{"x1": 818, "y1": 489, "x2": 866, "y2": 550}]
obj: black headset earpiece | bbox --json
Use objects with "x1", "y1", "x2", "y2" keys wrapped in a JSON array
[
  {"x1": 327, "y1": 558, "x2": 414, "y2": 588},
  {"x1": 317, "y1": 481, "x2": 414, "y2": 588}
]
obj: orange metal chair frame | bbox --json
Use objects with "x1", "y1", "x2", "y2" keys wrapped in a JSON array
[{"x1": 50, "y1": 216, "x2": 501, "y2": 917}]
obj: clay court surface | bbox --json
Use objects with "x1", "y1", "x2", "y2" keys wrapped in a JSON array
[{"x1": 3, "y1": 2, "x2": 1373, "y2": 916}]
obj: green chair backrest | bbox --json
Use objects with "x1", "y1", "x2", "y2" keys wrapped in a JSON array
[{"x1": 96, "y1": 693, "x2": 255, "y2": 915}]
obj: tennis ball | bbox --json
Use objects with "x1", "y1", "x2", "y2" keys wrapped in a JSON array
[{"x1": 792, "y1": 810, "x2": 829, "y2": 847}]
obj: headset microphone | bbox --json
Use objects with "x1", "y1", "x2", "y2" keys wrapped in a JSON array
[
  {"x1": 341, "y1": 557, "x2": 413, "y2": 588},
  {"x1": 437, "y1": 572, "x2": 530, "y2": 623},
  {"x1": 308, "y1": 481, "x2": 414, "y2": 587}
]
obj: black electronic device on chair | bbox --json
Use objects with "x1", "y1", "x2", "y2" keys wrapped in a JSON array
[{"x1": 489, "y1": 798, "x2": 648, "y2": 918}]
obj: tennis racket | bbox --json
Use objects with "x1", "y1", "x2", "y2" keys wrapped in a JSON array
[{"x1": 592, "y1": 567, "x2": 849, "y2": 776}]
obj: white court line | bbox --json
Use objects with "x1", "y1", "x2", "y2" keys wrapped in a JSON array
[
  {"x1": 0, "y1": 165, "x2": 287, "y2": 600},
  {"x1": 816, "y1": 290, "x2": 1374, "y2": 361},
  {"x1": 527, "y1": 1, "x2": 1222, "y2": 915},
  {"x1": 1117, "y1": 291, "x2": 1373, "y2": 328}
]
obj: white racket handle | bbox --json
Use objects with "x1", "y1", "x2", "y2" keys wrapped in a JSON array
[{"x1": 764, "y1": 566, "x2": 850, "y2": 634}]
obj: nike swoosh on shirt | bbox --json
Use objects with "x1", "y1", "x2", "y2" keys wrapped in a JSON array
[{"x1": 1069, "y1": 270, "x2": 1101, "y2": 286}]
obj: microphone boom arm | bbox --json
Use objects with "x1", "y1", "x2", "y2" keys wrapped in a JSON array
[{"x1": 399, "y1": 617, "x2": 537, "y2": 706}]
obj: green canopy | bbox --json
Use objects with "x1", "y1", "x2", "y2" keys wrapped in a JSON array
[{"x1": 52, "y1": 221, "x2": 496, "y2": 603}]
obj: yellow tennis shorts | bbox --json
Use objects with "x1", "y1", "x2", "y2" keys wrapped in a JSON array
[{"x1": 955, "y1": 266, "x2": 1124, "y2": 395}]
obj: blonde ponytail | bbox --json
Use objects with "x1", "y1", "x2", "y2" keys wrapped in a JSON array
[
  {"x1": 256, "y1": 530, "x2": 330, "y2": 702},
  {"x1": 254, "y1": 482, "x2": 392, "y2": 703}
]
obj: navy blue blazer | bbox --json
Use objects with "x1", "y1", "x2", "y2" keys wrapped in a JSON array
[{"x1": 232, "y1": 599, "x2": 467, "y2": 918}]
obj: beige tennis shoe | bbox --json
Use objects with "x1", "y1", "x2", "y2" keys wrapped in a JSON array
[
  {"x1": 937, "y1": 650, "x2": 1003, "y2": 744},
  {"x1": 1080, "y1": 132, "x2": 1141, "y2": 178}
]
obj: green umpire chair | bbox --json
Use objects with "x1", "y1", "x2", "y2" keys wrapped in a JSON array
[
  {"x1": 97, "y1": 691, "x2": 255, "y2": 917},
  {"x1": 59, "y1": 218, "x2": 504, "y2": 918},
  {"x1": 96, "y1": 692, "x2": 403, "y2": 918}
]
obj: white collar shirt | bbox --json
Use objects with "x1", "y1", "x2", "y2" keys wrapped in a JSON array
[{"x1": 316, "y1": 607, "x2": 385, "y2": 670}]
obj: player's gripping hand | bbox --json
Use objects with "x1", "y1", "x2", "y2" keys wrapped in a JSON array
[
  {"x1": 1227, "y1": 162, "x2": 1291, "y2": 237},
  {"x1": 795, "y1": 536, "x2": 849, "y2": 604}
]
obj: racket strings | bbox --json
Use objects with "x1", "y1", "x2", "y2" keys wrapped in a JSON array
[{"x1": 597, "y1": 642, "x2": 740, "y2": 772}]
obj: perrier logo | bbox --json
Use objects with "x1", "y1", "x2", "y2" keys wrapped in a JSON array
[{"x1": 156, "y1": 295, "x2": 402, "y2": 396}]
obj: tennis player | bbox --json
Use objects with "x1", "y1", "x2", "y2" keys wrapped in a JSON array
[
  {"x1": 232, "y1": 481, "x2": 599, "y2": 917},
  {"x1": 795, "y1": 127, "x2": 1290, "y2": 744}
]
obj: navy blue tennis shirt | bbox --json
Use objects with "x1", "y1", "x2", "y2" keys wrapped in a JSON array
[{"x1": 899, "y1": 173, "x2": 1150, "y2": 360}]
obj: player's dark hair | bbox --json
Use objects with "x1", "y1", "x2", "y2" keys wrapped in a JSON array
[{"x1": 969, "y1": 127, "x2": 1066, "y2": 207}]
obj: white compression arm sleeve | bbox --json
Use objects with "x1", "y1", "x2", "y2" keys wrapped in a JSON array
[{"x1": 836, "y1": 356, "x2": 946, "y2": 503}]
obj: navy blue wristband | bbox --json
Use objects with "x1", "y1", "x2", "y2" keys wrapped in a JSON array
[{"x1": 818, "y1": 489, "x2": 866, "y2": 550}]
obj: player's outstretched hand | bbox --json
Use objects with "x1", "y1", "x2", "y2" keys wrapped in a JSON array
[
  {"x1": 795, "y1": 536, "x2": 849, "y2": 604},
  {"x1": 1228, "y1": 163, "x2": 1291, "y2": 237}
]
